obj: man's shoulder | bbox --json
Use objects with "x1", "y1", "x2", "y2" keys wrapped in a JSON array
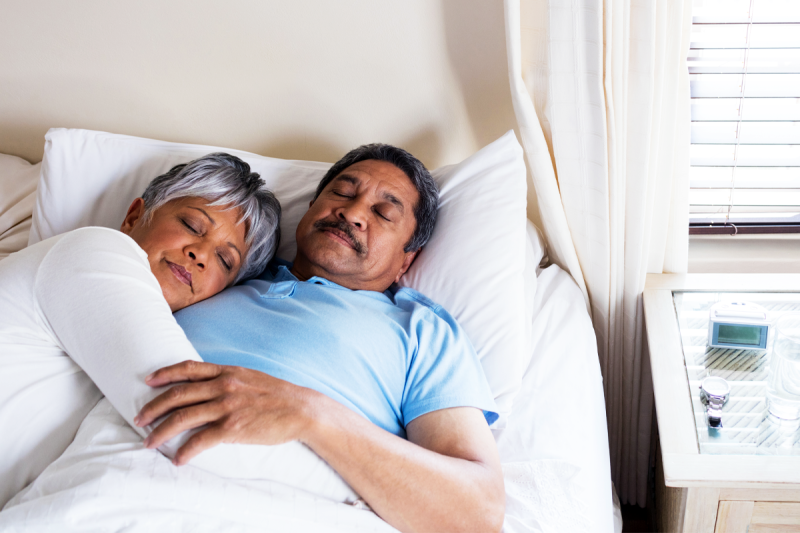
[
  {"x1": 390, "y1": 286, "x2": 465, "y2": 332},
  {"x1": 391, "y1": 286, "x2": 441, "y2": 313}
]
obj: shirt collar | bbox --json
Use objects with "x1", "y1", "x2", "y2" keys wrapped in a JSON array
[
  {"x1": 274, "y1": 264, "x2": 342, "y2": 288},
  {"x1": 272, "y1": 264, "x2": 395, "y2": 299}
]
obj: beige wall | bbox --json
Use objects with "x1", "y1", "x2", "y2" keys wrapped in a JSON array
[
  {"x1": 0, "y1": 0, "x2": 516, "y2": 170},
  {"x1": 689, "y1": 235, "x2": 800, "y2": 273}
]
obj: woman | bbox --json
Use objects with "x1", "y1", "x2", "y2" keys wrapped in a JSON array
[{"x1": 0, "y1": 152, "x2": 281, "y2": 507}]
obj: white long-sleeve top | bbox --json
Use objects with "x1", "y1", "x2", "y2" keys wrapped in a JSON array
[
  {"x1": 0, "y1": 227, "x2": 357, "y2": 509},
  {"x1": 0, "y1": 227, "x2": 202, "y2": 507}
]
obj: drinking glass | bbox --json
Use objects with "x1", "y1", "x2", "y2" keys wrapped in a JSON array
[{"x1": 767, "y1": 314, "x2": 800, "y2": 420}]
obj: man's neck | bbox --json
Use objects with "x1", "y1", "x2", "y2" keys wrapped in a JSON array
[
  {"x1": 288, "y1": 261, "x2": 311, "y2": 282},
  {"x1": 289, "y1": 256, "x2": 391, "y2": 293}
]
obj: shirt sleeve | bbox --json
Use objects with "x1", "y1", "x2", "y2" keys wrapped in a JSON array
[
  {"x1": 400, "y1": 296, "x2": 498, "y2": 427},
  {"x1": 33, "y1": 227, "x2": 204, "y2": 444}
]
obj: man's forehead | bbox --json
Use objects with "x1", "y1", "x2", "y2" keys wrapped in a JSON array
[{"x1": 333, "y1": 160, "x2": 418, "y2": 200}]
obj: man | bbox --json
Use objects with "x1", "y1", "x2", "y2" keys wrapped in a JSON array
[{"x1": 134, "y1": 144, "x2": 506, "y2": 533}]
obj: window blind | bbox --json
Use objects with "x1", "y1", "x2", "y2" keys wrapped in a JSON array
[{"x1": 689, "y1": 0, "x2": 800, "y2": 234}]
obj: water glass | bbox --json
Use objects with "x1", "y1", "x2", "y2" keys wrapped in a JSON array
[{"x1": 767, "y1": 314, "x2": 800, "y2": 420}]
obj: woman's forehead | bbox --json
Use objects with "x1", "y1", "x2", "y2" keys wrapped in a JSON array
[{"x1": 165, "y1": 198, "x2": 246, "y2": 241}]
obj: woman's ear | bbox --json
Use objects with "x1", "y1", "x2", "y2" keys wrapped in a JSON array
[{"x1": 120, "y1": 198, "x2": 146, "y2": 236}]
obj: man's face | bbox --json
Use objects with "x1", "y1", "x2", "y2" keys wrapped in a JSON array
[{"x1": 292, "y1": 159, "x2": 420, "y2": 292}]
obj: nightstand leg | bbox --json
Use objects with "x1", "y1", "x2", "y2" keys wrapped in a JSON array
[
  {"x1": 655, "y1": 484, "x2": 721, "y2": 532},
  {"x1": 685, "y1": 488, "x2": 721, "y2": 532},
  {"x1": 656, "y1": 448, "x2": 722, "y2": 532},
  {"x1": 714, "y1": 501, "x2": 754, "y2": 533}
]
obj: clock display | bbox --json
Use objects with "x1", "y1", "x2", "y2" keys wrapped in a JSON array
[{"x1": 717, "y1": 324, "x2": 762, "y2": 346}]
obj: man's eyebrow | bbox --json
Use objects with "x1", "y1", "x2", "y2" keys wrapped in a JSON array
[
  {"x1": 333, "y1": 174, "x2": 359, "y2": 186},
  {"x1": 187, "y1": 206, "x2": 217, "y2": 226},
  {"x1": 382, "y1": 191, "x2": 405, "y2": 214}
]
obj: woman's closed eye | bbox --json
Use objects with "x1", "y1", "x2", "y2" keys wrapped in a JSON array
[
  {"x1": 217, "y1": 252, "x2": 232, "y2": 272},
  {"x1": 180, "y1": 218, "x2": 201, "y2": 234}
]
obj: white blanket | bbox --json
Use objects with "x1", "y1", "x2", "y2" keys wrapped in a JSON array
[
  {"x1": 1, "y1": 399, "x2": 393, "y2": 533},
  {"x1": 0, "y1": 264, "x2": 612, "y2": 533},
  {"x1": 1, "y1": 402, "x2": 593, "y2": 533}
]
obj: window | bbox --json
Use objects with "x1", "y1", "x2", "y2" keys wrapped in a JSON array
[{"x1": 688, "y1": 0, "x2": 800, "y2": 235}]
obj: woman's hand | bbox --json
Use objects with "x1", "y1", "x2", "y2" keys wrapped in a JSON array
[{"x1": 134, "y1": 360, "x2": 322, "y2": 465}]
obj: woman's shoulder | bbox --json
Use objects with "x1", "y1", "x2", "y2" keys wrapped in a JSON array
[
  {"x1": 32, "y1": 227, "x2": 151, "y2": 289},
  {"x1": 33, "y1": 227, "x2": 158, "y2": 300},
  {"x1": 51, "y1": 227, "x2": 148, "y2": 263}
]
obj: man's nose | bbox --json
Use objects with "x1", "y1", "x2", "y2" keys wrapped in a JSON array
[{"x1": 336, "y1": 199, "x2": 368, "y2": 229}]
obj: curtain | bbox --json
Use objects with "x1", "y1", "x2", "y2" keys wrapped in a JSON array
[{"x1": 504, "y1": 0, "x2": 691, "y2": 507}]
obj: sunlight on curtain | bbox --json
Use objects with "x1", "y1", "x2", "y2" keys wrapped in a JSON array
[{"x1": 505, "y1": 0, "x2": 691, "y2": 507}]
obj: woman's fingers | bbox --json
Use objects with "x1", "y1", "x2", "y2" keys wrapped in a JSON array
[
  {"x1": 136, "y1": 378, "x2": 221, "y2": 427},
  {"x1": 145, "y1": 360, "x2": 223, "y2": 387},
  {"x1": 143, "y1": 399, "x2": 228, "y2": 450}
]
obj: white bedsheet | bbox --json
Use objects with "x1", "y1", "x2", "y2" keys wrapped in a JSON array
[
  {"x1": 496, "y1": 264, "x2": 614, "y2": 533},
  {"x1": 0, "y1": 262, "x2": 612, "y2": 533}
]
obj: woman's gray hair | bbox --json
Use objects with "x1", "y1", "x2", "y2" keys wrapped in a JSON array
[{"x1": 141, "y1": 153, "x2": 281, "y2": 283}]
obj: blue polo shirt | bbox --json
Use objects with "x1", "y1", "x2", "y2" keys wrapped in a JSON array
[{"x1": 174, "y1": 262, "x2": 498, "y2": 438}]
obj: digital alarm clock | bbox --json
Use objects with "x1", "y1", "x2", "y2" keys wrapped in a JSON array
[{"x1": 707, "y1": 301, "x2": 771, "y2": 350}]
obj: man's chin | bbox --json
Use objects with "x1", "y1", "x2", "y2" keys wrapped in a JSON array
[{"x1": 304, "y1": 253, "x2": 360, "y2": 277}]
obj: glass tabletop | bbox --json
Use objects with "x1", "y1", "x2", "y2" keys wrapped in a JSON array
[{"x1": 673, "y1": 291, "x2": 800, "y2": 455}]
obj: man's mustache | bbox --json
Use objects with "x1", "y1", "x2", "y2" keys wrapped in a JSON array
[{"x1": 314, "y1": 219, "x2": 367, "y2": 255}]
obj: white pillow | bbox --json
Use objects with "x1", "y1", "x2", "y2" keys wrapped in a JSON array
[
  {"x1": 401, "y1": 134, "x2": 528, "y2": 417},
  {"x1": 0, "y1": 154, "x2": 39, "y2": 260},
  {"x1": 29, "y1": 128, "x2": 529, "y2": 419},
  {"x1": 30, "y1": 132, "x2": 329, "y2": 263},
  {"x1": 523, "y1": 220, "x2": 545, "y2": 372}
]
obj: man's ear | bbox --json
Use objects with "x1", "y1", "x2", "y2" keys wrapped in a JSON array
[
  {"x1": 120, "y1": 198, "x2": 146, "y2": 236},
  {"x1": 394, "y1": 250, "x2": 419, "y2": 284},
  {"x1": 309, "y1": 199, "x2": 314, "y2": 208}
]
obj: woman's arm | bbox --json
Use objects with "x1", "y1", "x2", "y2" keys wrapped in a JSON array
[
  {"x1": 31, "y1": 227, "x2": 356, "y2": 501},
  {"x1": 33, "y1": 227, "x2": 204, "y2": 440}
]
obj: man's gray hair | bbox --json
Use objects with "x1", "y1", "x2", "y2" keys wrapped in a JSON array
[{"x1": 141, "y1": 153, "x2": 281, "y2": 283}]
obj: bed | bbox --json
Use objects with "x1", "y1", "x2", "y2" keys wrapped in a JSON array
[{"x1": 0, "y1": 130, "x2": 616, "y2": 533}]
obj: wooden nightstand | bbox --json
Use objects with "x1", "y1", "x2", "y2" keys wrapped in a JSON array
[{"x1": 644, "y1": 274, "x2": 800, "y2": 533}]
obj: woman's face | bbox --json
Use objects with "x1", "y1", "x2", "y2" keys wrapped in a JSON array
[{"x1": 120, "y1": 197, "x2": 248, "y2": 312}]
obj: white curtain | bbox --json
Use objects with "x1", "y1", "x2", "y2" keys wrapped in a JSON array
[{"x1": 504, "y1": 0, "x2": 691, "y2": 506}]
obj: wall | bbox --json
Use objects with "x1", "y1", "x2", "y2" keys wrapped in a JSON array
[
  {"x1": 689, "y1": 235, "x2": 800, "y2": 273},
  {"x1": 0, "y1": 0, "x2": 516, "y2": 171}
]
